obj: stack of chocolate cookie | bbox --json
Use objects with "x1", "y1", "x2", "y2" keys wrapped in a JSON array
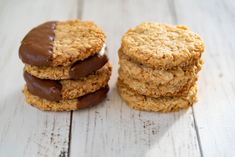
[
  {"x1": 19, "y1": 20, "x2": 112, "y2": 111},
  {"x1": 117, "y1": 22, "x2": 204, "y2": 112}
]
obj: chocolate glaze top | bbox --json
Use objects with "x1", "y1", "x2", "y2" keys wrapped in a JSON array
[
  {"x1": 24, "y1": 71, "x2": 62, "y2": 101},
  {"x1": 19, "y1": 21, "x2": 57, "y2": 66}
]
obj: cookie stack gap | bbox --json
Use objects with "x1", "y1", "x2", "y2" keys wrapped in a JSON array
[
  {"x1": 19, "y1": 20, "x2": 112, "y2": 111},
  {"x1": 117, "y1": 22, "x2": 204, "y2": 112}
]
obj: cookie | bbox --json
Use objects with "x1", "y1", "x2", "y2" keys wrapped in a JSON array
[
  {"x1": 19, "y1": 20, "x2": 105, "y2": 67},
  {"x1": 118, "y1": 68, "x2": 197, "y2": 98},
  {"x1": 117, "y1": 79, "x2": 197, "y2": 112},
  {"x1": 24, "y1": 62, "x2": 112, "y2": 101},
  {"x1": 23, "y1": 85, "x2": 109, "y2": 111},
  {"x1": 121, "y1": 22, "x2": 204, "y2": 69},
  {"x1": 119, "y1": 51, "x2": 202, "y2": 85},
  {"x1": 24, "y1": 45, "x2": 108, "y2": 80}
]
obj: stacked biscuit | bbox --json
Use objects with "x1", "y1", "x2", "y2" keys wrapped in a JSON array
[
  {"x1": 117, "y1": 22, "x2": 204, "y2": 112},
  {"x1": 19, "y1": 20, "x2": 112, "y2": 111}
]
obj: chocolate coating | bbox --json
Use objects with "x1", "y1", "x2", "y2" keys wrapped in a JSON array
[
  {"x1": 78, "y1": 86, "x2": 109, "y2": 109},
  {"x1": 69, "y1": 51, "x2": 108, "y2": 79},
  {"x1": 19, "y1": 21, "x2": 56, "y2": 66},
  {"x1": 24, "y1": 71, "x2": 62, "y2": 101}
]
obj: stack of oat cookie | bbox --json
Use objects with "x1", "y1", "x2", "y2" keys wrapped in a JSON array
[
  {"x1": 118, "y1": 22, "x2": 204, "y2": 112},
  {"x1": 19, "y1": 20, "x2": 112, "y2": 111}
]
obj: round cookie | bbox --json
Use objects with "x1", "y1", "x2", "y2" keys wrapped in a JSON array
[
  {"x1": 19, "y1": 20, "x2": 105, "y2": 67},
  {"x1": 24, "y1": 44, "x2": 108, "y2": 80},
  {"x1": 24, "y1": 62, "x2": 112, "y2": 101},
  {"x1": 119, "y1": 50, "x2": 202, "y2": 85},
  {"x1": 23, "y1": 86, "x2": 109, "y2": 111},
  {"x1": 117, "y1": 80, "x2": 197, "y2": 112},
  {"x1": 118, "y1": 67, "x2": 197, "y2": 98},
  {"x1": 121, "y1": 22, "x2": 204, "y2": 69}
]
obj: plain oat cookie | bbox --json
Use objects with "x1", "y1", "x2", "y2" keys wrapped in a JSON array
[
  {"x1": 119, "y1": 68, "x2": 198, "y2": 98},
  {"x1": 119, "y1": 50, "x2": 202, "y2": 86},
  {"x1": 121, "y1": 22, "x2": 204, "y2": 69},
  {"x1": 117, "y1": 80, "x2": 197, "y2": 112}
]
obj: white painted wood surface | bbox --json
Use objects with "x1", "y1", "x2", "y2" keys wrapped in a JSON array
[
  {"x1": 0, "y1": 0, "x2": 78, "y2": 156},
  {"x1": 174, "y1": 0, "x2": 235, "y2": 156},
  {"x1": 70, "y1": 0, "x2": 200, "y2": 157},
  {"x1": 0, "y1": 0, "x2": 234, "y2": 157}
]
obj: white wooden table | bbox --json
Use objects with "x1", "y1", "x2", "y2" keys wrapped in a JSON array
[{"x1": 0, "y1": 0, "x2": 234, "y2": 156}]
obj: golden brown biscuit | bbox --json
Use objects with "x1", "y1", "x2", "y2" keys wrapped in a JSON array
[
  {"x1": 23, "y1": 86, "x2": 109, "y2": 111},
  {"x1": 19, "y1": 20, "x2": 105, "y2": 67},
  {"x1": 24, "y1": 62, "x2": 112, "y2": 100},
  {"x1": 118, "y1": 68, "x2": 197, "y2": 98},
  {"x1": 119, "y1": 51, "x2": 202, "y2": 86},
  {"x1": 121, "y1": 22, "x2": 204, "y2": 69},
  {"x1": 117, "y1": 79, "x2": 197, "y2": 112},
  {"x1": 24, "y1": 44, "x2": 108, "y2": 80}
]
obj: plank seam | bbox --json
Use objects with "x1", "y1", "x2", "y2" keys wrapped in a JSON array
[
  {"x1": 192, "y1": 107, "x2": 204, "y2": 157},
  {"x1": 77, "y1": 0, "x2": 84, "y2": 19},
  {"x1": 168, "y1": 1, "x2": 203, "y2": 156},
  {"x1": 168, "y1": 0, "x2": 178, "y2": 24},
  {"x1": 67, "y1": 0, "x2": 84, "y2": 156},
  {"x1": 67, "y1": 111, "x2": 73, "y2": 157}
]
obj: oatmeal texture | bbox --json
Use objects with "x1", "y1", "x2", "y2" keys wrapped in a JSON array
[
  {"x1": 121, "y1": 22, "x2": 204, "y2": 69},
  {"x1": 117, "y1": 80, "x2": 197, "y2": 112}
]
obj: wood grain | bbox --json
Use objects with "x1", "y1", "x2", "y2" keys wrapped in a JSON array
[
  {"x1": 0, "y1": 0, "x2": 79, "y2": 156},
  {"x1": 0, "y1": 0, "x2": 234, "y2": 156},
  {"x1": 70, "y1": 0, "x2": 201, "y2": 156},
  {"x1": 174, "y1": 0, "x2": 235, "y2": 156}
]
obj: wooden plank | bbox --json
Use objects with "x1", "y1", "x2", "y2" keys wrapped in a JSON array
[
  {"x1": 174, "y1": 0, "x2": 235, "y2": 156},
  {"x1": 70, "y1": 0, "x2": 201, "y2": 156},
  {"x1": 0, "y1": 0, "x2": 79, "y2": 156}
]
